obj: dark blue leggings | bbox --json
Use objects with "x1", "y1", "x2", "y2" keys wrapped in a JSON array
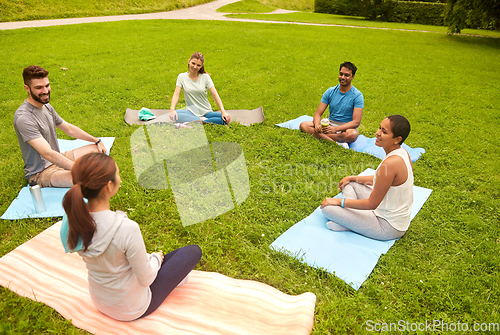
[{"x1": 139, "y1": 245, "x2": 202, "y2": 318}]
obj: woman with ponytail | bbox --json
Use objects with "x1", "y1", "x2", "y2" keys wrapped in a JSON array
[{"x1": 61, "y1": 153, "x2": 202, "y2": 321}]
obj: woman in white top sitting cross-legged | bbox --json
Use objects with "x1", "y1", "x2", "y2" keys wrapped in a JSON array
[
  {"x1": 169, "y1": 52, "x2": 231, "y2": 125},
  {"x1": 320, "y1": 115, "x2": 414, "y2": 241}
]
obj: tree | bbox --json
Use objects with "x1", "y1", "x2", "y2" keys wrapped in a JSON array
[{"x1": 444, "y1": 0, "x2": 500, "y2": 33}]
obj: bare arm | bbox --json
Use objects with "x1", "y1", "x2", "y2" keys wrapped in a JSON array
[
  {"x1": 169, "y1": 86, "x2": 182, "y2": 121},
  {"x1": 57, "y1": 121, "x2": 106, "y2": 153},
  {"x1": 209, "y1": 86, "x2": 230, "y2": 123},
  {"x1": 325, "y1": 107, "x2": 363, "y2": 134},
  {"x1": 321, "y1": 158, "x2": 400, "y2": 210},
  {"x1": 313, "y1": 102, "x2": 328, "y2": 133},
  {"x1": 27, "y1": 137, "x2": 74, "y2": 170},
  {"x1": 338, "y1": 175, "x2": 374, "y2": 189}
]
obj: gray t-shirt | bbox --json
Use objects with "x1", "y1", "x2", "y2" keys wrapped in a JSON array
[
  {"x1": 14, "y1": 101, "x2": 64, "y2": 178},
  {"x1": 176, "y1": 72, "x2": 215, "y2": 116}
]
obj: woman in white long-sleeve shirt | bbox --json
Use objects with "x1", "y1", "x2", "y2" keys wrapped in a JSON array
[
  {"x1": 61, "y1": 153, "x2": 202, "y2": 321},
  {"x1": 320, "y1": 115, "x2": 414, "y2": 241}
]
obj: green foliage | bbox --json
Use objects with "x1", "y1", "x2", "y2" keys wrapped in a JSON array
[
  {"x1": 315, "y1": 0, "x2": 361, "y2": 15},
  {"x1": 389, "y1": 1, "x2": 445, "y2": 25},
  {"x1": 362, "y1": 0, "x2": 395, "y2": 20},
  {"x1": 315, "y1": 0, "x2": 499, "y2": 30},
  {"x1": 1, "y1": 17, "x2": 500, "y2": 334},
  {"x1": 444, "y1": 0, "x2": 500, "y2": 33},
  {"x1": 314, "y1": 0, "x2": 396, "y2": 20}
]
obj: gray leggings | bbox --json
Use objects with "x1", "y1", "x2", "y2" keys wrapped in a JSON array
[{"x1": 321, "y1": 182, "x2": 406, "y2": 241}]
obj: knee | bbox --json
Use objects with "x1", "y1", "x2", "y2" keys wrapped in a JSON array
[
  {"x1": 299, "y1": 122, "x2": 309, "y2": 132},
  {"x1": 342, "y1": 181, "x2": 356, "y2": 194},
  {"x1": 187, "y1": 245, "x2": 202, "y2": 260},
  {"x1": 344, "y1": 130, "x2": 359, "y2": 143},
  {"x1": 321, "y1": 204, "x2": 340, "y2": 218}
]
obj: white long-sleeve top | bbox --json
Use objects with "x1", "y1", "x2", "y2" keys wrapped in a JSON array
[{"x1": 77, "y1": 210, "x2": 162, "y2": 321}]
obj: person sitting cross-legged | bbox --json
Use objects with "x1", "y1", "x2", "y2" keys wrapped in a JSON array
[
  {"x1": 299, "y1": 61, "x2": 364, "y2": 148},
  {"x1": 320, "y1": 115, "x2": 413, "y2": 241}
]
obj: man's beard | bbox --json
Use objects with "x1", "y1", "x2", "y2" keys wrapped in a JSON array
[{"x1": 30, "y1": 88, "x2": 50, "y2": 104}]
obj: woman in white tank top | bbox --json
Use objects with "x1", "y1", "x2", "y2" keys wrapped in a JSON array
[{"x1": 320, "y1": 115, "x2": 414, "y2": 241}]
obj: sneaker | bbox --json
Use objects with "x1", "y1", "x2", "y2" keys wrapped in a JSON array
[{"x1": 336, "y1": 141, "x2": 349, "y2": 149}]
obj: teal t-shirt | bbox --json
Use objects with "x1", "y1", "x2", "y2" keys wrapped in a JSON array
[
  {"x1": 321, "y1": 85, "x2": 364, "y2": 123},
  {"x1": 60, "y1": 212, "x2": 83, "y2": 253}
]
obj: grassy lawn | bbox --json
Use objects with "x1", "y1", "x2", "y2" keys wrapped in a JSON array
[
  {"x1": 0, "y1": 0, "x2": 213, "y2": 22},
  {"x1": 217, "y1": 0, "x2": 276, "y2": 13},
  {"x1": 224, "y1": 11, "x2": 500, "y2": 38},
  {"x1": 1, "y1": 15, "x2": 499, "y2": 335}
]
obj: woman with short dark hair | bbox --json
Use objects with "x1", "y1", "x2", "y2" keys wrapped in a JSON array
[{"x1": 321, "y1": 115, "x2": 413, "y2": 241}]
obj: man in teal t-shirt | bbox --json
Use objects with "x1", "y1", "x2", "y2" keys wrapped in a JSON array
[{"x1": 300, "y1": 62, "x2": 364, "y2": 146}]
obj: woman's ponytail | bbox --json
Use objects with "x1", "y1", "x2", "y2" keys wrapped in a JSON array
[{"x1": 62, "y1": 153, "x2": 116, "y2": 251}]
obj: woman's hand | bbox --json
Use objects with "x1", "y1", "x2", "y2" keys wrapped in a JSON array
[
  {"x1": 169, "y1": 110, "x2": 178, "y2": 121},
  {"x1": 221, "y1": 111, "x2": 231, "y2": 124},
  {"x1": 320, "y1": 197, "x2": 341, "y2": 208},
  {"x1": 154, "y1": 252, "x2": 164, "y2": 264},
  {"x1": 338, "y1": 176, "x2": 354, "y2": 190}
]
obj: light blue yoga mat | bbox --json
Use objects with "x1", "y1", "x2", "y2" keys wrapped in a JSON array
[
  {"x1": 276, "y1": 115, "x2": 426, "y2": 163},
  {"x1": 270, "y1": 168, "x2": 432, "y2": 290},
  {"x1": 1, "y1": 137, "x2": 115, "y2": 220}
]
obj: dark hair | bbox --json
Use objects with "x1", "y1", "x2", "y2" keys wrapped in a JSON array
[
  {"x1": 339, "y1": 61, "x2": 357, "y2": 76},
  {"x1": 23, "y1": 65, "x2": 49, "y2": 86},
  {"x1": 387, "y1": 115, "x2": 411, "y2": 145},
  {"x1": 188, "y1": 52, "x2": 206, "y2": 74},
  {"x1": 62, "y1": 153, "x2": 117, "y2": 251}
]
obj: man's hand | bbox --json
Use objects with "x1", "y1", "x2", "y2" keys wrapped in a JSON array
[
  {"x1": 314, "y1": 122, "x2": 323, "y2": 133},
  {"x1": 323, "y1": 126, "x2": 342, "y2": 134}
]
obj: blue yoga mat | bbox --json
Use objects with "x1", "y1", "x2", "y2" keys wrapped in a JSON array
[
  {"x1": 1, "y1": 137, "x2": 115, "y2": 220},
  {"x1": 270, "y1": 168, "x2": 432, "y2": 290},
  {"x1": 276, "y1": 116, "x2": 426, "y2": 163}
]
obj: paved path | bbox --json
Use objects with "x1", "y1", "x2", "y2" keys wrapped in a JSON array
[
  {"x1": 0, "y1": 0, "x2": 496, "y2": 38},
  {"x1": 0, "y1": 0, "x2": 294, "y2": 30}
]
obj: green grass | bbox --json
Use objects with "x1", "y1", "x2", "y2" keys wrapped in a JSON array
[
  {"x1": 1, "y1": 17, "x2": 500, "y2": 335},
  {"x1": 0, "y1": 0, "x2": 212, "y2": 22},
  {"x1": 260, "y1": 0, "x2": 313, "y2": 11},
  {"x1": 217, "y1": 0, "x2": 276, "y2": 13},
  {"x1": 226, "y1": 12, "x2": 500, "y2": 37}
]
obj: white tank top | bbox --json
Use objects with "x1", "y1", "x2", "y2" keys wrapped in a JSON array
[{"x1": 373, "y1": 147, "x2": 414, "y2": 231}]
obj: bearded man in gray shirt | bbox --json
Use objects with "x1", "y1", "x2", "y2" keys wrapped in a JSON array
[{"x1": 14, "y1": 65, "x2": 107, "y2": 188}]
